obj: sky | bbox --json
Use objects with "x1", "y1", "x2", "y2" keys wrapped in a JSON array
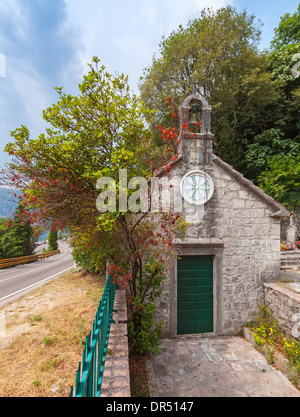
[{"x1": 0, "y1": 0, "x2": 299, "y2": 168}]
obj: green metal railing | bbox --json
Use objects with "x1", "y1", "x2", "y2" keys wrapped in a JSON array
[{"x1": 69, "y1": 275, "x2": 116, "y2": 397}]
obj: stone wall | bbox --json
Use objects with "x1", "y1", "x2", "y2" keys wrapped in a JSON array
[
  {"x1": 212, "y1": 161, "x2": 281, "y2": 335},
  {"x1": 100, "y1": 290, "x2": 131, "y2": 397},
  {"x1": 155, "y1": 156, "x2": 283, "y2": 337},
  {"x1": 264, "y1": 283, "x2": 300, "y2": 339}
]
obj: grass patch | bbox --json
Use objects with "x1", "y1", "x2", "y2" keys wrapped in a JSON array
[
  {"x1": 0, "y1": 270, "x2": 106, "y2": 397},
  {"x1": 28, "y1": 315, "x2": 43, "y2": 326}
]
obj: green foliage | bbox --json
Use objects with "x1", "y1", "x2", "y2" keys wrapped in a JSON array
[
  {"x1": 0, "y1": 204, "x2": 35, "y2": 259},
  {"x1": 42, "y1": 336, "x2": 57, "y2": 347},
  {"x1": 5, "y1": 57, "x2": 154, "y2": 228},
  {"x1": 258, "y1": 154, "x2": 300, "y2": 211},
  {"x1": 28, "y1": 314, "x2": 42, "y2": 326},
  {"x1": 245, "y1": 129, "x2": 300, "y2": 181},
  {"x1": 250, "y1": 305, "x2": 282, "y2": 365},
  {"x1": 139, "y1": 6, "x2": 279, "y2": 175},
  {"x1": 71, "y1": 221, "x2": 121, "y2": 274},
  {"x1": 4, "y1": 57, "x2": 183, "y2": 355},
  {"x1": 128, "y1": 256, "x2": 165, "y2": 355},
  {"x1": 251, "y1": 305, "x2": 281, "y2": 344},
  {"x1": 267, "y1": 42, "x2": 300, "y2": 145},
  {"x1": 271, "y1": 4, "x2": 300, "y2": 48},
  {"x1": 0, "y1": 218, "x2": 9, "y2": 239},
  {"x1": 139, "y1": 3, "x2": 300, "y2": 199},
  {"x1": 47, "y1": 228, "x2": 58, "y2": 251},
  {"x1": 248, "y1": 305, "x2": 300, "y2": 377},
  {"x1": 283, "y1": 338, "x2": 300, "y2": 374},
  {"x1": 128, "y1": 302, "x2": 163, "y2": 355},
  {"x1": 252, "y1": 5, "x2": 300, "y2": 211}
]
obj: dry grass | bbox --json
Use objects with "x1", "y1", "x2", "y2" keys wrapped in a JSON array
[{"x1": 0, "y1": 269, "x2": 106, "y2": 397}]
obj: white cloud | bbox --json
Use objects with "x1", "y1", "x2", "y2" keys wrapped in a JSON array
[
  {"x1": 0, "y1": 0, "x2": 82, "y2": 165},
  {"x1": 0, "y1": 0, "x2": 28, "y2": 41},
  {"x1": 10, "y1": 64, "x2": 49, "y2": 131},
  {"x1": 0, "y1": 0, "x2": 235, "y2": 166},
  {"x1": 64, "y1": 0, "x2": 234, "y2": 91}
]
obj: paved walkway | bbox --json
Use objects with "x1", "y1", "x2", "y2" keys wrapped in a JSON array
[{"x1": 146, "y1": 336, "x2": 300, "y2": 397}]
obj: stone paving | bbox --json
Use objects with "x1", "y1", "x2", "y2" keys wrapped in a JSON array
[{"x1": 146, "y1": 336, "x2": 300, "y2": 397}]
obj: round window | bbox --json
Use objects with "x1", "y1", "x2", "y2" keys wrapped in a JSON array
[{"x1": 180, "y1": 170, "x2": 214, "y2": 205}]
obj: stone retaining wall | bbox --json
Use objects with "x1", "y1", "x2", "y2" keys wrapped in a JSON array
[
  {"x1": 264, "y1": 283, "x2": 300, "y2": 339},
  {"x1": 281, "y1": 250, "x2": 300, "y2": 270},
  {"x1": 243, "y1": 326, "x2": 300, "y2": 387},
  {"x1": 100, "y1": 289, "x2": 131, "y2": 397}
]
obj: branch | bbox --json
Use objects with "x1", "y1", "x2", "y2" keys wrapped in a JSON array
[{"x1": 141, "y1": 268, "x2": 158, "y2": 303}]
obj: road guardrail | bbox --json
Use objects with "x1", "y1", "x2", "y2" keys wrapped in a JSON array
[{"x1": 0, "y1": 249, "x2": 61, "y2": 269}]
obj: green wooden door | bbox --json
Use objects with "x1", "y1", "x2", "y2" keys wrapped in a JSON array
[{"x1": 177, "y1": 255, "x2": 213, "y2": 335}]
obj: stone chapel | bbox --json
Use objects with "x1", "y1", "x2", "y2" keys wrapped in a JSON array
[{"x1": 154, "y1": 94, "x2": 291, "y2": 338}]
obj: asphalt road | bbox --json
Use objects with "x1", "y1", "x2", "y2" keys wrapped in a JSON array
[{"x1": 0, "y1": 241, "x2": 74, "y2": 307}]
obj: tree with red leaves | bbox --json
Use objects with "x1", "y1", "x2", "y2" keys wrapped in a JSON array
[{"x1": 2, "y1": 57, "x2": 186, "y2": 353}]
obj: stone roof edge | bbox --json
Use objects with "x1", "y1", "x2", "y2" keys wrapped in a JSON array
[
  {"x1": 153, "y1": 151, "x2": 291, "y2": 218},
  {"x1": 213, "y1": 154, "x2": 291, "y2": 218}
]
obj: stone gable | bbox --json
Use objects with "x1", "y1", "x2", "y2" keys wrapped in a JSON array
[{"x1": 154, "y1": 93, "x2": 290, "y2": 337}]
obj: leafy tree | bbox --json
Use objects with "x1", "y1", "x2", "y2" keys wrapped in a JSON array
[
  {"x1": 255, "y1": 5, "x2": 300, "y2": 214},
  {"x1": 139, "y1": 6, "x2": 279, "y2": 175},
  {"x1": 47, "y1": 227, "x2": 58, "y2": 251},
  {"x1": 245, "y1": 128, "x2": 300, "y2": 181},
  {"x1": 258, "y1": 154, "x2": 300, "y2": 212},
  {"x1": 271, "y1": 4, "x2": 300, "y2": 48},
  {"x1": 0, "y1": 218, "x2": 9, "y2": 239},
  {"x1": 267, "y1": 43, "x2": 300, "y2": 143},
  {"x1": 0, "y1": 204, "x2": 35, "y2": 259},
  {"x1": 3, "y1": 57, "x2": 186, "y2": 353},
  {"x1": 266, "y1": 5, "x2": 300, "y2": 145}
]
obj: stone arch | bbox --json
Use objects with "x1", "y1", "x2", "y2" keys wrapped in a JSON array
[
  {"x1": 179, "y1": 93, "x2": 213, "y2": 137},
  {"x1": 181, "y1": 93, "x2": 211, "y2": 110}
]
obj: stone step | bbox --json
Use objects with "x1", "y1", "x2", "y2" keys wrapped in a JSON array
[
  {"x1": 281, "y1": 251, "x2": 300, "y2": 256},
  {"x1": 281, "y1": 251, "x2": 300, "y2": 267}
]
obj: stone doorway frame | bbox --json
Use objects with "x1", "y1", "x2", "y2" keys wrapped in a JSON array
[{"x1": 170, "y1": 239, "x2": 224, "y2": 338}]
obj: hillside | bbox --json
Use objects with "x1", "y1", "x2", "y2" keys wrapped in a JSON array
[{"x1": 0, "y1": 188, "x2": 18, "y2": 218}]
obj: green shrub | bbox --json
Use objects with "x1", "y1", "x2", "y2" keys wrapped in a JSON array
[
  {"x1": 248, "y1": 305, "x2": 300, "y2": 379},
  {"x1": 128, "y1": 256, "x2": 165, "y2": 355},
  {"x1": 128, "y1": 301, "x2": 163, "y2": 355}
]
